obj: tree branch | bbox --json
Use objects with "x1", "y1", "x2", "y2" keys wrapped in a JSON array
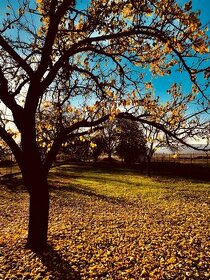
[
  {"x1": 36, "y1": 0, "x2": 72, "y2": 78},
  {"x1": 0, "y1": 67, "x2": 24, "y2": 129},
  {"x1": 0, "y1": 126, "x2": 23, "y2": 169},
  {"x1": 0, "y1": 36, "x2": 34, "y2": 77},
  {"x1": 119, "y1": 112, "x2": 210, "y2": 152}
]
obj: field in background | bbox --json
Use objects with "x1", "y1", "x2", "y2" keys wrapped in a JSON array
[
  {"x1": 0, "y1": 163, "x2": 210, "y2": 279},
  {"x1": 1, "y1": 151, "x2": 210, "y2": 181},
  {"x1": 153, "y1": 153, "x2": 210, "y2": 166}
]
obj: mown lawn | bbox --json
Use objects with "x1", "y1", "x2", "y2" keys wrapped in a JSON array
[{"x1": 0, "y1": 163, "x2": 210, "y2": 279}]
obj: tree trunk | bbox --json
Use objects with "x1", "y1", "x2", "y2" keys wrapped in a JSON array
[
  {"x1": 19, "y1": 116, "x2": 51, "y2": 252},
  {"x1": 26, "y1": 178, "x2": 49, "y2": 252},
  {"x1": 147, "y1": 157, "x2": 151, "y2": 177},
  {"x1": 21, "y1": 137, "x2": 50, "y2": 251},
  {"x1": 108, "y1": 151, "x2": 112, "y2": 162},
  {"x1": 108, "y1": 135, "x2": 112, "y2": 162}
]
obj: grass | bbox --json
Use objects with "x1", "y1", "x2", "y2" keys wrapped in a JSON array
[
  {"x1": 0, "y1": 163, "x2": 210, "y2": 279},
  {"x1": 49, "y1": 163, "x2": 210, "y2": 201}
]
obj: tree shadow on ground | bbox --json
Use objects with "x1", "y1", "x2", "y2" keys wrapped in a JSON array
[
  {"x1": 52, "y1": 161, "x2": 130, "y2": 176},
  {"x1": 147, "y1": 162, "x2": 210, "y2": 181},
  {"x1": 0, "y1": 173, "x2": 25, "y2": 191},
  {"x1": 53, "y1": 160, "x2": 210, "y2": 181},
  {"x1": 37, "y1": 244, "x2": 81, "y2": 280},
  {"x1": 50, "y1": 170, "x2": 142, "y2": 191},
  {"x1": 49, "y1": 183, "x2": 126, "y2": 205}
]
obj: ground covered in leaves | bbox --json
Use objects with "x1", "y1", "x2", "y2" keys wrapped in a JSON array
[{"x1": 0, "y1": 163, "x2": 210, "y2": 279}]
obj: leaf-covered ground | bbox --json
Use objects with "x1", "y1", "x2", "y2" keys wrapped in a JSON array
[{"x1": 0, "y1": 163, "x2": 210, "y2": 279}]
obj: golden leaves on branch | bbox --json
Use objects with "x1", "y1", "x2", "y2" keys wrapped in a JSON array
[
  {"x1": 145, "y1": 82, "x2": 152, "y2": 89},
  {"x1": 121, "y1": 3, "x2": 133, "y2": 19},
  {"x1": 192, "y1": 39, "x2": 209, "y2": 54}
]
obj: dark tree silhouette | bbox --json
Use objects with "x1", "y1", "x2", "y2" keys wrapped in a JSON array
[{"x1": 116, "y1": 119, "x2": 147, "y2": 165}]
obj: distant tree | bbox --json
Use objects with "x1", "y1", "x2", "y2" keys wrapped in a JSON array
[
  {"x1": 141, "y1": 124, "x2": 177, "y2": 176},
  {"x1": 142, "y1": 125, "x2": 163, "y2": 176},
  {"x1": 60, "y1": 137, "x2": 91, "y2": 162},
  {"x1": 116, "y1": 119, "x2": 147, "y2": 165},
  {"x1": 102, "y1": 120, "x2": 119, "y2": 161},
  {"x1": 86, "y1": 119, "x2": 120, "y2": 162},
  {"x1": 91, "y1": 134, "x2": 105, "y2": 162},
  {"x1": 140, "y1": 82, "x2": 210, "y2": 175}
]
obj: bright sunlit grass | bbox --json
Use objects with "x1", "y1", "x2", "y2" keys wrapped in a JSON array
[{"x1": 49, "y1": 163, "x2": 210, "y2": 201}]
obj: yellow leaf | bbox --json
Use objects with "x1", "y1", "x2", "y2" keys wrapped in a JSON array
[
  {"x1": 122, "y1": 3, "x2": 132, "y2": 18},
  {"x1": 145, "y1": 82, "x2": 152, "y2": 89},
  {"x1": 90, "y1": 141, "x2": 97, "y2": 148},
  {"x1": 167, "y1": 256, "x2": 177, "y2": 264}
]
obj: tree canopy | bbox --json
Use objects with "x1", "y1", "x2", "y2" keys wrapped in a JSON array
[{"x1": 0, "y1": 0, "x2": 209, "y2": 167}]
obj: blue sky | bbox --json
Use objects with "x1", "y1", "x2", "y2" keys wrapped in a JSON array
[
  {"x1": 147, "y1": 1, "x2": 210, "y2": 104},
  {"x1": 1, "y1": 0, "x2": 209, "y2": 24},
  {"x1": 189, "y1": 0, "x2": 210, "y2": 28}
]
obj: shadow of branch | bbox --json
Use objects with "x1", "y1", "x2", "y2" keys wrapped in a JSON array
[{"x1": 49, "y1": 183, "x2": 125, "y2": 205}]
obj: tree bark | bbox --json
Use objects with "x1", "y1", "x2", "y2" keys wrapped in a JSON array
[
  {"x1": 108, "y1": 151, "x2": 112, "y2": 162},
  {"x1": 26, "y1": 179, "x2": 49, "y2": 252},
  {"x1": 21, "y1": 121, "x2": 50, "y2": 252},
  {"x1": 22, "y1": 159, "x2": 50, "y2": 252},
  {"x1": 147, "y1": 156, "x2": 151, "y2": 177}
]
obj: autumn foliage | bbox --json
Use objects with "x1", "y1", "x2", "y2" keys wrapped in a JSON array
[{"x1": 0, "y1": 0, "x2": 209, "y2": 251}]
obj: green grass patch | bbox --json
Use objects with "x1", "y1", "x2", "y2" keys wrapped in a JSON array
[{"x1": 49, "y1": 163, "x2": 210, "y2": 202}]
